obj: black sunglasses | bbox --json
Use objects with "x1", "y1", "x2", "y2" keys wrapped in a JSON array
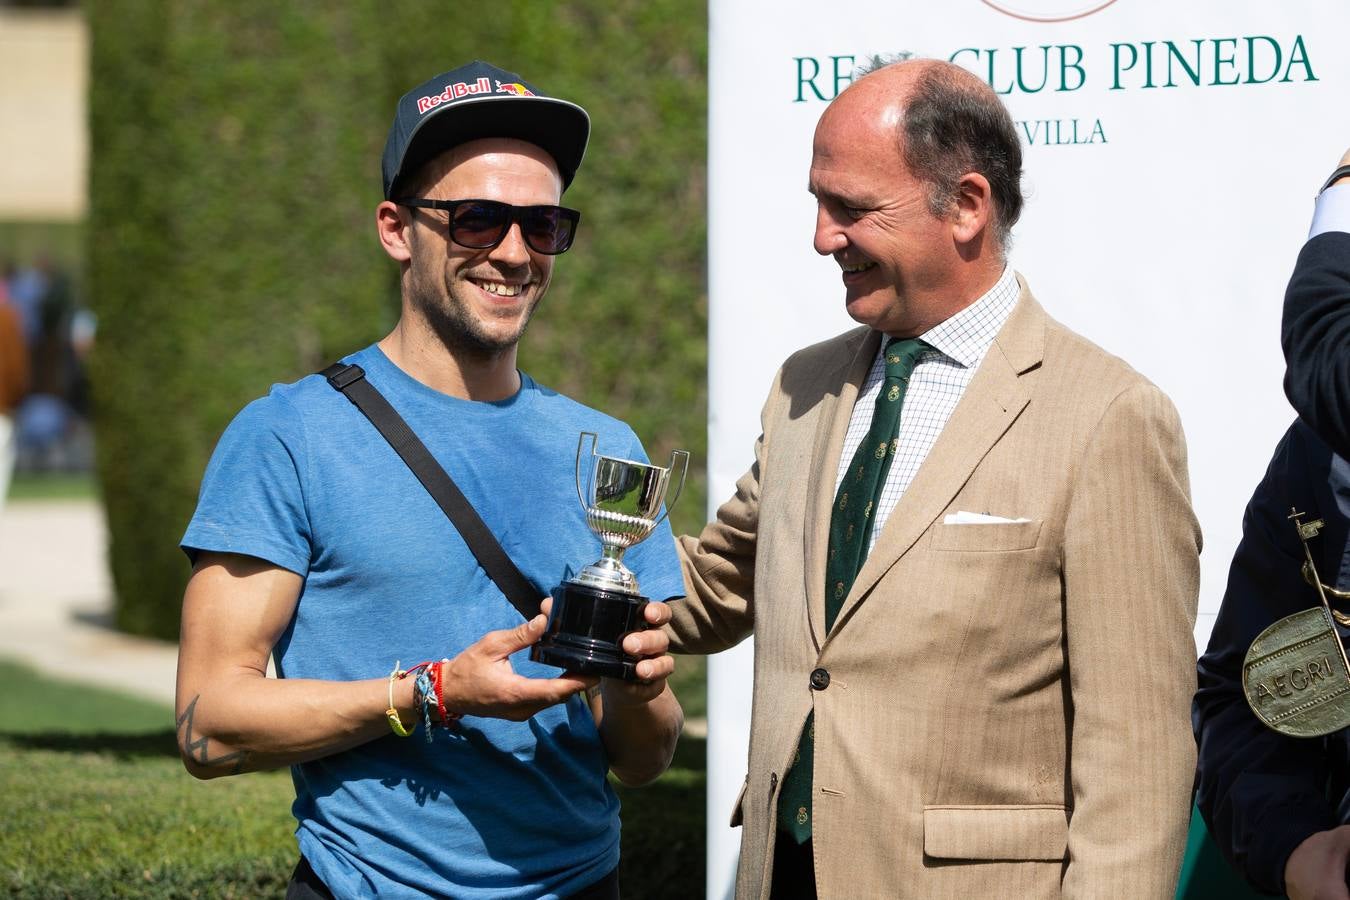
[{"x1": 396, "y1": 198, "x2": 581, "y2": 255}]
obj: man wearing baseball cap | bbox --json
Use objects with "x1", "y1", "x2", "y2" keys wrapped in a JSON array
[{"x1": 174, "y1": 61, "x2": 685, "y2": 899}]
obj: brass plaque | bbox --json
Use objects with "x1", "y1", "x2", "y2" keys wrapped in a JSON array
[{"x1": 1243, "y1": 606, "x2": 1350, "y2": 738}]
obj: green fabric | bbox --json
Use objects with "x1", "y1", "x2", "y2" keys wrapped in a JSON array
[
  {"x1": 776, "y1": 337, "x2": 929, "y2": 843},
  {"x1": 1175, "y1": 803, "x2": 1269, "y2": 899}
]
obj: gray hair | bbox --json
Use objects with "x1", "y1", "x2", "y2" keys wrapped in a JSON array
[{"x1": 852, "y1": 56, "x2": 1024, "y2": 250}]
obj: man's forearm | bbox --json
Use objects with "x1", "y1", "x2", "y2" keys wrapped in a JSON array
[
  {"x1": 177, "y1": 671, "x2": 415, "y2": 778},
  {"x1": 594, "y1": 684, "x2": 683, "y2": 787},
  {"x1": 178, "y1": 553, "x2": 601, "y2": 778}
]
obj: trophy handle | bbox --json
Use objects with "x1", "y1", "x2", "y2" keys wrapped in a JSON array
[
  {"x1": 651, "y1": 449, "x2": 691, "y2": 529},
  {"x1": 575, "y1": 432, "x2": 598, "y2": 510}
]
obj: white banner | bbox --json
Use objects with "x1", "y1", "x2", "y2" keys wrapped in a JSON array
[{"x1": 705, "y1": 1, "x2": 1350, "y2": 894}]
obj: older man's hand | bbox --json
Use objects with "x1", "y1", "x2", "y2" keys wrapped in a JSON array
[
  {"x1": 534, "y1": 596, "x2": 677, "y2": 705},
  {"x1": 603, "y1": 600, "x2": 676, "y2": 706}
]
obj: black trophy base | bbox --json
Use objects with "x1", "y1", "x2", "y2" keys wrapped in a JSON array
[{"x1": 531, "y1": 580, "x2": 649, "y2": 680}]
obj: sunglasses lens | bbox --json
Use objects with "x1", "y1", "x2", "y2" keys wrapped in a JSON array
[
  {"x1": 521, "y1": 207, "x2": 576, "y2": 255},
  {"x1": 441, "y1": 201, "x2": 577, "y2": 255},
  {"x1": 449, "y1": 201, "x2": 509, "y2": 249}
]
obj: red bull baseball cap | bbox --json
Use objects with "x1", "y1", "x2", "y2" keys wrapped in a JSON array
[{"x1": 381, "y1": 60, "x2": 591, "y2": 199}]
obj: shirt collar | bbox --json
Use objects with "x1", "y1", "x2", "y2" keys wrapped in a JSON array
[{"x1": 914, "y1": 265, "x2": 1019, "y2": 369}]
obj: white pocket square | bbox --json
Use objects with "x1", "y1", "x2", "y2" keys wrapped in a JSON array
[{"x1": 943, "y1": 511, "x2": 1032, "y2": 525}]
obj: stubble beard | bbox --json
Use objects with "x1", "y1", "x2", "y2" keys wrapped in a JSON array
[{"x1": 408, "y1": 266, "x2": 541, "y2": 361}]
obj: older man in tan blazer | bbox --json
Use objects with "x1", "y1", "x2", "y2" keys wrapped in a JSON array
[{"x1": 668, "y1": 59, "x2": 1201, "y2": 898}]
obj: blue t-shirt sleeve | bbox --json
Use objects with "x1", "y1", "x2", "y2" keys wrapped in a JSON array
[
  {"x1": 618, "y1": 428, "x2": 687, "y2": 602},
  {"x1": 181, "y1": 390, "x2": 313, "y2": 576}
]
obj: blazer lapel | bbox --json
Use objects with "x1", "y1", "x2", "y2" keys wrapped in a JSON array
[
  {"x1": 827, "y1": 285, "x2": 1048, "y2": 638},
  {"x1": 803, "y1": 327, "x2": 881, "y2": 650}
]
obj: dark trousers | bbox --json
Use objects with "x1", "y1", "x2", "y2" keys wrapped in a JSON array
[
  {"x1": 769, "y1": 834, "x2": 817, "y2": 900},
  {"x1": 285, "y1": 857, "x2": 334, "y2": 900},
  {"x1": 286, "y1": 856, "x2": 621, "y2": 899}
]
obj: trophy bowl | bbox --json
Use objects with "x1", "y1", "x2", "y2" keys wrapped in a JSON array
[{"x1": 532, "y1": 433, "x2": 689, "y2": 680}]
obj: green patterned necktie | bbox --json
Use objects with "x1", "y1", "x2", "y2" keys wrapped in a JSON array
[{"x1": 776, "y1": 336, "x2": 929, "y2": 844}]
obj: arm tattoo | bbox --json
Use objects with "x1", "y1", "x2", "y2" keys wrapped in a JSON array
[{"x1": 176, "y1": 695, "x2": 250, "y2": 774}]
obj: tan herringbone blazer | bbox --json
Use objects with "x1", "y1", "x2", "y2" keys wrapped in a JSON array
[{"x1": 668, "y1": 280, "x2": 1201, "y2": 899}]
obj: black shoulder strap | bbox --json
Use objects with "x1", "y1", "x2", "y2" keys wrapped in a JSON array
[{"x1": 320, "y1": 362, "x2": 541, "y2": 621}]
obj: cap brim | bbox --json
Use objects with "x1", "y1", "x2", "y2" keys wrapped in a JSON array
[{"x1": 388, "y1": 95, "x2": 590, "y2": 198}]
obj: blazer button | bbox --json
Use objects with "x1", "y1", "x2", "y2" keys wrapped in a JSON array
[
  {"x1": 810, "y1": 668, "x2": 830, "y2": 691},
  {"x1": 770, "y1": 772, "x2": 778, "y2": 790}
]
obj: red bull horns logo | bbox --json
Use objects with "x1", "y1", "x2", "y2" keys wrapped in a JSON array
[{"x1": 417, "y1": 78, "x2": 536, "y2": 114}]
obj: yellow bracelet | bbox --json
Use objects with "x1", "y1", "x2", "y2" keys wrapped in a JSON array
[{"x1": 386, "y1": 661, "x2": 413, "y2": 738}]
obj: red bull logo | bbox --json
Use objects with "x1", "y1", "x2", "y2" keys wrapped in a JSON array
[
  {"x1": 495, "y1": 81, "x2": 535, "y2": 96},
  {"x1": 416, "y1": 77, "x2": 493, "y2": 114}
]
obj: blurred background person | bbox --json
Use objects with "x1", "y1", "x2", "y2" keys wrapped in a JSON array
[
  {"x1": 7, "y1": 255, "x2": 91, "y2": 474},
  {"x1": 0, "y1": 279, "x2": 28, "y2": 505},
  {"x1": 5, "y1": 256, "x2": 48, "y2": 349}
]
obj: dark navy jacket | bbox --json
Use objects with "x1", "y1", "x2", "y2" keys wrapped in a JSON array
[
  {"x1": 1194, "y1": 420, "x2": 1350, "y2": 894},
  {"x1": 1283, "y1": 230, "x2": 1350, "y2": 460}
]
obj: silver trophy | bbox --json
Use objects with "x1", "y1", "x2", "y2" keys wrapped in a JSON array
[{"x1": 533, "y1": 432, "x2": 689, "y2": 679}]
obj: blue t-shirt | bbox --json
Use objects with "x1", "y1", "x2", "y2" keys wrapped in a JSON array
[{"x1": 181, "y1": 344, "x2": 685, "y2": 899}]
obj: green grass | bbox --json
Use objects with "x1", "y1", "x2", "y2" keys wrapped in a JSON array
[
  {"x1": 0, "y1": 658, "x2": 706, "y2": 897},
  {"x1": 0, "y1": 659, "x2": 170, "y2": 732},
  {"x1": 6, "y1": 471, "x2": 100, "y2": 502},
  {"x1": 0, "y1": 660, "x2": 296, "y2": 898}
]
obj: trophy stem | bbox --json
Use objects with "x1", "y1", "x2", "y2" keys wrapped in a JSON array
[{"x1": 575, "y1": 548, "x2": 638, "y2": 594}]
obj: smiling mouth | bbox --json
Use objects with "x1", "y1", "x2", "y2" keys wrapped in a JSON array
[
  {"x1": 840, "y1": 261, "x2": 876, "y2": 275},
  {"x1": 471, "y1": 278, "x2": 525, "y2": 298}
]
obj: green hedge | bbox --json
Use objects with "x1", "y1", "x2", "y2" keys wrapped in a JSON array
[{"x1": 88, "y1": 3, "x2": 708, "y2": 639}]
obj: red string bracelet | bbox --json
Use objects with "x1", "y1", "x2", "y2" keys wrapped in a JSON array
[{"x1": 434, "y1": 659, "x2": 461, "y2": 723}]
